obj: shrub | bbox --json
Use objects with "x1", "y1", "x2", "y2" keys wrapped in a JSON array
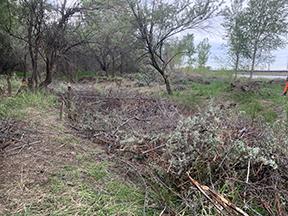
[{"x1": 166, "y1": 102, "x2": 288, "y2": 215}]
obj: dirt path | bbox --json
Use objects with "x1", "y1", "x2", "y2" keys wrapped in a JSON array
[
  {"x1": 0, "y1": 82, "x2": 157, "y2": 215},
  {"x1": 0, "y1": 105, "x2": 106, "y2": 214}
]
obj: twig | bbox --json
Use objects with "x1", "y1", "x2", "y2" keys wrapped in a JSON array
[
  {"x1": 187, "y1": 173, "x2": 225, "y2": 215},
  {"x1": 142, "y1": 144, "x2": 166, "y2": 155},
  {"x1": 159, "y1": 207, "x2": 166, "y2": 216},
  {"x1": 6, "y1": 140, "x2": 41, "y2": 156},
  {"x1": 112, "y1": 116, "x2": 142, "y2": 136},
  {"x1": 187, "y1": 173, "x2": 250, "y2": 216},
  {"x1": 244, "y1": 159, "x2": 251, "y2": 206},
  {"x1": 246, "y1": 159, "x2": 251, "y2": 184}
]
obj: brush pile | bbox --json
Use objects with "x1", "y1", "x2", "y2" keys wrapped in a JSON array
[
  {"x1": 0, "y1": 119, "x2": 25, "y2": 153},
  {"x1": 70, "y1": 90, "x2": 288, "y2": 215}
]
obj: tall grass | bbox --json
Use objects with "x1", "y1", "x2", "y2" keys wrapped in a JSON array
[{"x1": 0, "y1": 91, "x2": 56, "y2": 118}]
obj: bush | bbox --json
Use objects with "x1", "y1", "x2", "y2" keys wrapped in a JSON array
[{"x1": 165, "y1": 103, "x2": 288, "y2": 215}]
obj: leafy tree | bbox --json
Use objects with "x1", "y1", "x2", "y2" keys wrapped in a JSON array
[
  {"x1": 164, "y1": 34, "x2": 196, "y2": 70},
  {"x1": 40, "y1": 0, "x2": 87, "y2": 87},
  {"x1": 243, "y1": 0, "x2": 288, "y2": 78},
  {"x1": 0, "y1": 1, "x2": 21, "y2": 95},
  {"x1": 183, "y1": 34, "x2": 197, "y2": 68},
  {"x1": 128, "y1": 0, "x2": 221, "y2": 95},
  {"x1": 196, "y1": 38, "x2": 211, "y2": 68},
  {"x1": 223, "y1": 0, "x2": 248, "y2": 79}
]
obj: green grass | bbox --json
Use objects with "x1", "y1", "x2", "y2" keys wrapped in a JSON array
[
  {"x1": 18, "y1": 162, "x2": 160, "y2": 216},
  {"x1": 14, "y1": 71, "x2": 32, "y2": 78},
  {"x1": 169, "y1": 77, "x2": 286, "y2": 122},
  {"x1": 0, "y1": 91, "x2": 57, "y2": 118},
  {"x1": 170, "y1": 80, "x2": 230, "y2": 107},
  {"x1": 0, "y1": 75, "x2": 22, "y2": 93},
  {"x1": 76, "y1": 70, "x2": 98, "y2": 80},
  {"x1": 231, "y1": 83, "x2": 286, "y2": 122}
]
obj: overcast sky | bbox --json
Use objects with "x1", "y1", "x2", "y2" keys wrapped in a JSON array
[{"x1": 193, "y1": 17, "x2": 288, "y2": 70}]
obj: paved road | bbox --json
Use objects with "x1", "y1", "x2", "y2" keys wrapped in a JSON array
[{"x1": 239, "y1": 74, "x2": 287, "y2": 79}]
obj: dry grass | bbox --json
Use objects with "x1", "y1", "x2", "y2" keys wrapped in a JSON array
[{"x1": 0, "y1": 85, "x2": 160, "y2": 215}]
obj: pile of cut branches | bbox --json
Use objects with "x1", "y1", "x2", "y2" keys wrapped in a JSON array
[
  {"x1": 0, "y1": 120, "x2": 24, "y2": 153},
  {"x1": 0, "y1": 119, "x2": 38, "y2": 157},
  {"x1": 69, "y1": 90, "x2": 288, "y2": 215},
  {"x1": 70, "y1": 90, "x2": 181, "y2": 155}
]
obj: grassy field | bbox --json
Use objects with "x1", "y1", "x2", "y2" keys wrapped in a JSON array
[
  {"x1": 1, "y1": 71, "x2": 288, "y2": 215},
  {"x1": 169, "y1": 73, "x2": 287, "y2": 122},
  {"x1": 0, "y1": 89, "x2": 162, "y2": 215}
]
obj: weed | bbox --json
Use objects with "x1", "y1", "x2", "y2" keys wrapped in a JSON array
[
  {"x1": 0, "y1": 75, "x2": 21, "y2": 94},
  {"x1": 0, "y1": 91, "x2": 56, "y2": 118},
  {"x1": 87, "y1": 163, "x2": 108, "y2": 181},
  {"x1": 170, "y1": 80, "x2": 229, "y2": 107},
  {"x1": 17, "y1": 162, "x2": 160, "y2": 215},
  {"x1": 76, "y1": 70, "x2": 98, "y2": 80}
]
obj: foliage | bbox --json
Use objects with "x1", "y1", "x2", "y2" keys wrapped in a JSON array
[
  {"x1": 0, "y1": 91, "x2": 56, "y2": 118},
  {"x1": 196, "y1": 38, "x2": 211, "y2": 68},
  {"x1": 242, "y1": 0, "x2": 288, "y2": 74},
  {"x1": 81, "y1": 0, "x2": 139, "y2": 77},
  {"x1": 166, "y1": 102, "x2": 288, "y2": 215},
  {"x1": 165, "y1": 34, "x2": 196, "y2": 68},
  {"x1": 222, "y1": 0, "x2": 248, "y2": 75},
  {"x1": 0, "y1": 32, "x2": 20, "y2": 75}
]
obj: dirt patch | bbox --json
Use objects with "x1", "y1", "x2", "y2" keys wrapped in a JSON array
[{"x1": 0, "y1": 107, "x2": 105, "y2": 214}]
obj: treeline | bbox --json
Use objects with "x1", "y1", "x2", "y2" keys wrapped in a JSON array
[{"x1": 0, "y1": 0, "x2": 287, "y2": 94}]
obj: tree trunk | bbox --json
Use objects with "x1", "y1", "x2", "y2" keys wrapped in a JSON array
[
  {"x1": 234, "y1": 54, "x2": 239, "y2": 80},
  {"x1": 147, "y1": 44, "x2": 173, "y2": 95},
  {"x1": 40, "y1": 57, "x2": 53, "y2": 88},
  {"x1": 250, "y1": 46, "x2": 257, "y2": 79},
  {"x1": 28, "y1": 43, "x2": 38, "y2": 89},
  {"x1": 120, "y1": 53, "x2": 124, "y2": 74},
  {"x1": 163, "y1": 74, "x2": 172, "y2": 95},
  {"x1": 6, "y1": 74, "x2": 12, "y2": 96},
  {"x1": 23, "y1": 54, "x2": 27, "y2": 79},
  {"x1": 111, "y1": 55, "x2": 116, "y2": 77}
]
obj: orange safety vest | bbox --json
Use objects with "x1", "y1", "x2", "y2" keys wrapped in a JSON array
[{"x1": 283, "y1": 81, "x2": 288, "y2": 95}]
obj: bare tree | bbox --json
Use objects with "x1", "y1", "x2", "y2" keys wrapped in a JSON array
[
  {"x1": 40, "y1": 0, "x2": 84, "y2": 87},
  {"x1": 128, "y1": 0, "x2": 221, "y2": 94},
  {"x1": 20, "y1": 0, "x2": 46, "y2": 88},
  {"x1": 0, "y1": 32, "x2": 22, "y2": 96}
]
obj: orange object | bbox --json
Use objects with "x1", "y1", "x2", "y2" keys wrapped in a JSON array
[{"x1": 283, "y1": 81, "x2": 288, "y2": 95}]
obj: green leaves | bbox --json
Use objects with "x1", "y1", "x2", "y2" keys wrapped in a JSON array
[
  {"x1": 224, "y1": 0, "x2": 288, "y2": 72},
  {"x1": 197, "y1": 38, "x2": 211, "y2": 68}
]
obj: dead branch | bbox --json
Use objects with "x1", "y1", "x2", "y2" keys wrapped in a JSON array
[
  {"x1": 187, "y1": 173, "x2": 249, "y2": 216},
  {"x1": 142, "y1": 144, "x2": 166, "y2": 155}
]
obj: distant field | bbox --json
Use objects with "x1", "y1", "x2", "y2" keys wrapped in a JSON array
[{"x1": 238, "y1": 70, "x2": 288, "y2": 77}]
